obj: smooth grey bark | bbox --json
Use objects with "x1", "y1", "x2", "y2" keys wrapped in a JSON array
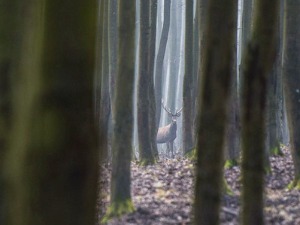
[
  {"x1": 193, "y1": 0, "x2": 208, "y2": 137},
  {"x1": 108, "y1": 0, "x2": 118, "y2": 103},
  {"x1": 137, "y1": 0, "x2": 155, "y2": 165},
  {"x1": 266, "y1": 1, "x2": 284, "y2": 157},
  {"x1": 194, "y1": 0, "x2": 237, "y2": 224},
  {"x1": 241, "y1": 0, "x2": 253, "y2": 58},
  {"x1": 100, "y1": 0, "x2": 111, "y2": 161},
  {"x1": 155, "y1": 0, "x2": 171, "y2": 128},
  {"x1": 224, "y1": 3, "x2": 239, "y2": 166},
  {"x1": 282, "y1": 0, "x2": 300, "y2": 189},
  {"x1": 183, "y1": 0, "x2": 194, "y2": 154},
  {"x1": 168, "y1": 0, "x2": 180, "y2": 113},
  {"x1": 107, "y1": 0, "x2": 136, "y2": 218},
  {"x1": 149, "y1": 0, "x2": 159, "y2": 158}
]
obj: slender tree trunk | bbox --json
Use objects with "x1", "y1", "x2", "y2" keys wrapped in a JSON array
[
  {"x1": 137, "y1": 0, "x2": 155, "y2": 165},
  {"x1": 94, "y1": 0, "x2": 104, "y2": 130},
  {"x1": 109, "y1": 0, "x2": 118, "y2": 103},
  {"x1": 193, "y1": 0, "x2": 208, "y2": 138},
  {"x1": 104, "y1": 0, "x2": 136, "y2": 220},
  {"x1": 265, "y1": 2, "x2": 284, "y2": 158},
  {"x1": 5, "y1": 1, "x2": 99, "y2": 224},
  {"x1": 241, "y1": 0, "x2": 280, "y2": 224},
  {"x1": 149, "y1": 0, "x2": 159, "y2": 158},
  {"x1": 155, "y1": 0, "x2": 171, "y2": 128},
  {"x1": 241, "y1": 0, "x2": 253, "y2": 58},
  {"x1": 225, "y1": 7, "x2": 240, "y2": 167},
  {"x1": 99, "y1": 0, "x2": 111, "y2": 161},
  {"x1": 282, "y1": 0, "x2": 300, "y2": 189},
  {"x1": 194, "y1": 0, "x2": 237, "y2": 224},
  {"x1": 183, "y1": 0, "x2": 194, "y2": 154}
]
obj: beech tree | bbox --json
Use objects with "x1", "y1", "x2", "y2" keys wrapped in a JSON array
[
  {"x1": 282, "y1": 0, "x2": 300, "y2": 190},
  {"x1": 240, "y1": 0, "x2": 280, "y2": 224},
  {"x1": 5, "y1": 1, "x2": 99, "y2": 225},
  {"x1": 194, "y1": 0, "x2": 237, "y2": 224},
  {"x1": 104, "y1": 0, "x2": 136, "y2": 220}
]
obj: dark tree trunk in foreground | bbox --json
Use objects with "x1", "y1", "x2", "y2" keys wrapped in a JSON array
[
  {"x1": 194, "y1": 0, "x2": 237, "y2": 224},
  {"x1": 137, "y1": 0, "x2": 156, "y2": 165},
  {"x1": 155, "y1": 0, "x2": 171, "y2": 128},
  {"x1": 182, "y1": 0, "x2": 194, "y2": 154},
  {"x1": 5, "y1": 1, "x2": 99, "y2": 225},
  {"x1": 241, "y1": 0, "x2": 279, "y2": 224},
  {"x1": 283, "y1": 0, "x2": 300, "y2": 190},
  {"x1": 104, "y1": 0, "x2": 136, "y2": 221},
  {"x1": 0, "y1": 1, "x2": 24, "y2": 223}
]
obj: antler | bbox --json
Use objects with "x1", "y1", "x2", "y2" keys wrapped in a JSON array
[
  {"x1": 162, "y1": 99, "x2": 183, "y2": 117},
  {"x1": 175, "y1": 107, "x2": 183, "y2": 116},
  {"x1": 161, "y1": 99, "x2": 172, "y2": 116}
]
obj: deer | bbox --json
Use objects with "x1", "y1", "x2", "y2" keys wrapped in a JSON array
[{"x1": 156, "y1": 100, "x2": 182, "y2": 158}]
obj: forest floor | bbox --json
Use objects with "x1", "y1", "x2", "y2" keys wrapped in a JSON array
[{"x1": 99, "y1": 146, "x2": 300, "y2": 225}]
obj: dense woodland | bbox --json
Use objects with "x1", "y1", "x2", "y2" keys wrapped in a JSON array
[{"x1": 1, "y1": 0, "x2": 300, "y2": 224}]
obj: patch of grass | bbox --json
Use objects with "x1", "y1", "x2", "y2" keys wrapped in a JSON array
[
  {"x1": 287, "y1": 178, "x2": 300, "y2": 190},
  {"x1": 223, "y1": 178, "x2": 234, "y2": 196},
  {"x1": 138, "y1": 158, "x2": 156, "y2": 166},
  {"x1": 270, "y1": 146, "x2": 283, "y2": 156},
  {"x1": 224, "y1": 159, "x2": 238, "y2": 169},
  {"x1": 184, "y1": 148, "x2": 196, "y2": 160}
]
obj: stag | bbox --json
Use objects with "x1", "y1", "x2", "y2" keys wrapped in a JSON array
[{"x1": 156, "y1": 100, "x2": 182, "y2": 158}]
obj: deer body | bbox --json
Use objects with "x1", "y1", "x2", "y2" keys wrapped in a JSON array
[
  {"x1": 156, "y1": 100, "x2": 182, "y2": 158},
  {"x1": 156, "y1": 121, "x2": 177, "y2": 143}
]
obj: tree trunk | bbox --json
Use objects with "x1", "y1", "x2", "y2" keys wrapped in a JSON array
[
  {"x1": 104, "y1": 0, "x2": 136, "y2": 220},
  {"x1": 149, "y1": 0, "x2": 159, "y2": 159},
  {"x1": 194, "y1": 0, "x2": 237, "y2": 224},
  {"x1": 225, "y1": 7, "x2": 240, "y2": 168},
  {"x1": 282, "y1": 0, "x2": 300, "y2": 190},
  {"x1": 183, "y1": 0, "x2": 194, "y2": 154},
  {"x1": 5, "y1": 1, "x2": 99, "y2": 225},
  {"x1": 99, "y1": 0, "x2": 111, "y2": 161},
  {"x1": 240, "y1": 0, "x2": 280, "y2": 224},
  {"x1": 0, "y1": 1, "x2": 24, "y2": 223},
  {"x1": 155, "y1": 0, "x2": 171, "y2": 128},
  {"x1": 241, "y1": 0, "x2": 253, "y2": 57},
  {"x1": 137, "y1": 0, "x2": 155, "y2": 165}
]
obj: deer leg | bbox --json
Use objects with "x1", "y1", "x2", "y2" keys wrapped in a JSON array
[
  {"x1": 170, "y1": 141, "x2": 174, "y2": 158},
  {"x1": 166, "y1": 142, "x2": 170, "y2": 158}
]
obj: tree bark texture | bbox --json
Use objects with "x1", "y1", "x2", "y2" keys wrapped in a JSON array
[
  {"x1": 241, "y1": 0, "x2": 280, "y2": 224},
  {"x1": 194, "y1": 1, "x2": 237, "y2": 224},
  {"x1": 137, "y1": 0, "x2": 156, "y2": 165},
  {"x1": 108, "y1": 0, "x2": 136, "y2": 217},
  {"x1": 155, "y1": 0, "x2": 171, "y2": 128},
  {"x1": 149, "y1": 0, "x2": 159, "y2": 159},
  {"x1": 0, "y1": 1, "x2": 24, "y2": 223},
  {"x1": 5, "y1": 1, "x2": 99, "y2": 225},
  {"x1": 183, "y1": 0, "x2": 194, "y2": 154},
  {"x1": 282, "y1": 0, "x2": 300, "y2": 188}
]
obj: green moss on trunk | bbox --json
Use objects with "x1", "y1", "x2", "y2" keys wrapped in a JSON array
[{"x1": 102, "y1": 200, "x2": 135, "y2": 223}]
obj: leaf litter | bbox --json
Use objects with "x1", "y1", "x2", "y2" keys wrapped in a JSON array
[{"x1": 98, "y1": 146, "x2": 300, "y2": 225}]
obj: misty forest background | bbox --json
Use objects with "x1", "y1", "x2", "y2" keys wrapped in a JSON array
[{"x1": 1, "y1": 0, "x2": 300, "y2": 224}]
